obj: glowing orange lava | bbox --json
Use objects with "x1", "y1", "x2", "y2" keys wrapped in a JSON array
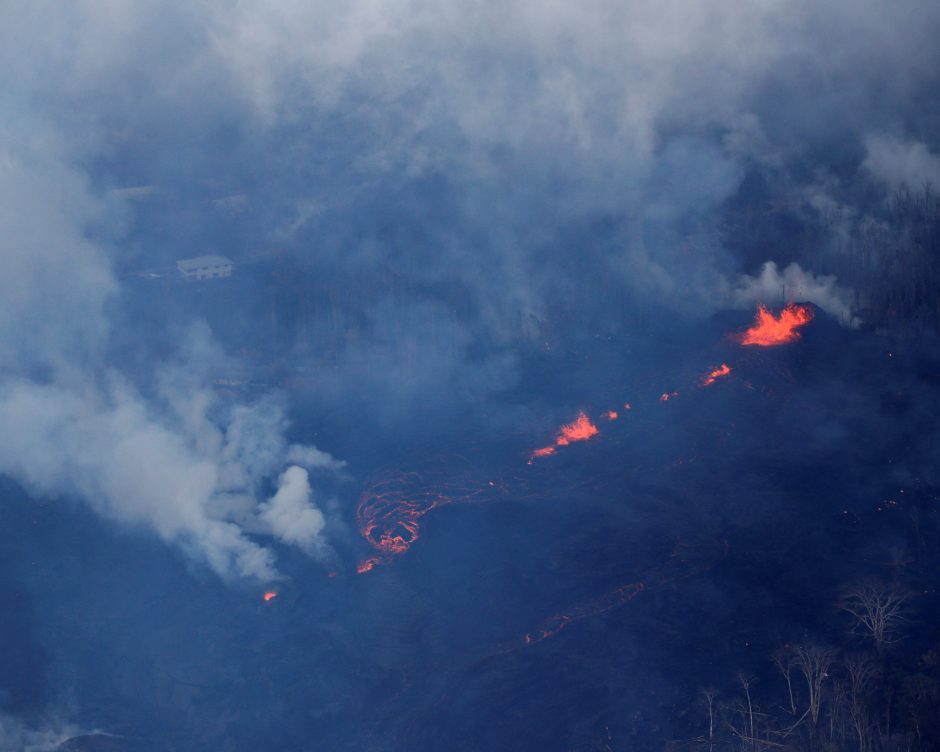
[
  {"x1": 556, "y1": 411, "x2": 599, "y2": 445},
  {"x1": 530, "y1": 410, "x2": 600, "y2": 461},
  {"x1": 740, "y1": 303, "x2": 814, "y2": 346},
  {"x1": 356, "y1": 471, "x2": 510, "y2": 572},
  {"x1": 702, "y1": 363, "x2": 731, "y2": 386},
  {"x1": 515, "y1": 538, "x2": 728, "y2": 651},
  {"x1": 263, "y1": 591, "x2": 277, "y2": 602},
  {"x1": 523, "y1": 582, "x2": 645, "y2": 646},
  {"x1": 350, "y1": 300, "x2": 816, "y2": 582},
  {"x1": 356, "y1": 556, "x2": 383, "y2": 574}
]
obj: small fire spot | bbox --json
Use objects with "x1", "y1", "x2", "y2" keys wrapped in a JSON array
[{"x1": 702, "y1": 364, "x2": 731, "y2": 386}]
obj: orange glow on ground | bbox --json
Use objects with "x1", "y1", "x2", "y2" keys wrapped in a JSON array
[
  {"x1": 356, "y1": 472, "x2": 511, "y2": 570},
  {"x1": 356, "y1": 556, "x2": 383, "y2": 574},
  {"x1": 556, "y1": 411, "x2": 599, "y2": 445},
  {"x1": 263, "y1": 591, "x2": 277, "y2": 602},
  {"x1": 530, "y1": 410, "x2": 600, "y2": 461},
  {"x1": 740, "y1": 304, "x2": 814, "y2": 346},
  {"x1": 603, "y1": 410, "x2": 618, "y2": 421},
  {"x1": 702, "y1": 363, "x2": 732, "y2": 386},
  {"x1": 523, "y1": 583, "x2": 645, "y2": 646},
  {"x1": 514, "y1": 538, "x2": 728, "y2": 651}
]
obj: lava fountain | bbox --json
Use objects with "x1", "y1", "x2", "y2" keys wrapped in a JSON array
[
  {"x1": 530, "y1": 410, "x2": 600, "y2": 462},
  {"x1": 739, "y1": 304, "x2": 814, "y2": 346}
]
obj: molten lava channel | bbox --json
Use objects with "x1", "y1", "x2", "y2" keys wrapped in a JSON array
[
  {"x1": 355, "y1": 472, "x2": 511, "y2": 573},
  {"x1": 354, "y1": 303, "x2": 813, "y2": 579}
]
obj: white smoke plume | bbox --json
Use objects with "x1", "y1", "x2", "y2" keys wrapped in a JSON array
[
  {"x1": 731, "y1": 261, "x2": 858, "y2": 326},
  {"x1": 0, "y1": 119, "x2": 340, "y2": 582},
  {"x1": 287, "y1": 444, "x2": 347, "y2": 472},
  {"x1": 259, "y1": 466, "x2": 327, "y2": 555},
  {"x1": 863, "y1": 136, "x2": 940, "y2": 192},
  {"x1": 0, "y1": 374, "x2": 339, "y2": 581},
  {"x1": 0, "y1": 714, "x2": 82, "y2": 752}
]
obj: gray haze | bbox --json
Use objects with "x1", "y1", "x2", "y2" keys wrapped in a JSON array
[
  {"x1": 1, "y1": 0, "x2": 938, "y2": 579},
  {"x1": 2, "y1": 2, "x2": 940, "y2": 747}
]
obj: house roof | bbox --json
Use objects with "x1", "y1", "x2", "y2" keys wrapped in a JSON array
[{"x1": 176, "y1": 255, "x2": 233, "y2": 271}]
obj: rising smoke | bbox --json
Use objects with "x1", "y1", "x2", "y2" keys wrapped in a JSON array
[
  {"x1": 0, "y1": 117, "x2": 338, "y2": 582},
  {"x1": 3, "y1": 2, "x2": 940, "y2": 749},
  {"x1": 2, "y1": 0, "x2": 939, "y2": 571}
]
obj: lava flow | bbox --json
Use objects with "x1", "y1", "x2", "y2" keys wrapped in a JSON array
[
  {"x1": 263, "y1": 591, "x2": 277, "y2": 602},
  {"x1": 356, "y1": 556, "x2": 383, "y2": 574},
  {"x1": 530, "y1": 410, "x2": 600, "y2": 461},
  {"x1": 354, "y1": 303, "x2": 812, "y2": 576},
  {"x1": 702, "y1": 363, "x2": 731, "y2": 386},
  {"x1": 356, "y1": 470, "x2": 511, "y2": 572},
  {"x1": 523, "y1": 582, "x2": 645, "y2": 647},
  {"x1": 739, "y1": 303, "x2": 814, "y2": 346},
  {"x1": 517, "y1": 537, "x2": 728, "y2": 651},
  {"x1": 357, "y1": 475, "x2": 448, "y2": 564}
]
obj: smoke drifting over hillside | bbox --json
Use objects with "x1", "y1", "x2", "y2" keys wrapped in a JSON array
[
  {"x1": 2, "y1": 1, "x2": 940, "y2": 750},
  {"x1": 0, "y1": 120, "x2": 336, "y2": 581}
]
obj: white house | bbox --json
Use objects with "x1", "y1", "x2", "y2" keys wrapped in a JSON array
[{"x1": 176, "y1": 255, "x2": 233, "y2": 281}]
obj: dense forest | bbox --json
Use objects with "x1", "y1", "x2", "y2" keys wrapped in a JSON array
[
  {"x1": 723, "y1": 183, "x2": 940, "y2": 334},
  {"x1": 833, "y1": 186, "x2": 940, "y2": 332}
]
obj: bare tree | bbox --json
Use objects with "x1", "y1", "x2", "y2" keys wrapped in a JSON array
[
  {"x1": 840, "y1": 580, "x2": 910, "y2": 650},
  {"x1": 845, "y1": 653, "x2": 881, "y2": 752},
  {"x1": 771, "y1": 649, "x2": 798, "y2": 718},
  {"x1": 740, "y1": 673, "x2": 756, "y2": 747},
  {"x1": 829, "y1": 677, "x2": 848, "y2": 748},
  {"x1": 723, "y1": 674, "x2": 794, "y2": 752},
  {"x1": 794, "y1": 645, "x2": 835, "y2": 730},
  {"x1": 699, "y1": 687, "x2": 720, "y2": 752},
  {"x1": 725, "y1": 674, "x2": 765, "y2": 752}
]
